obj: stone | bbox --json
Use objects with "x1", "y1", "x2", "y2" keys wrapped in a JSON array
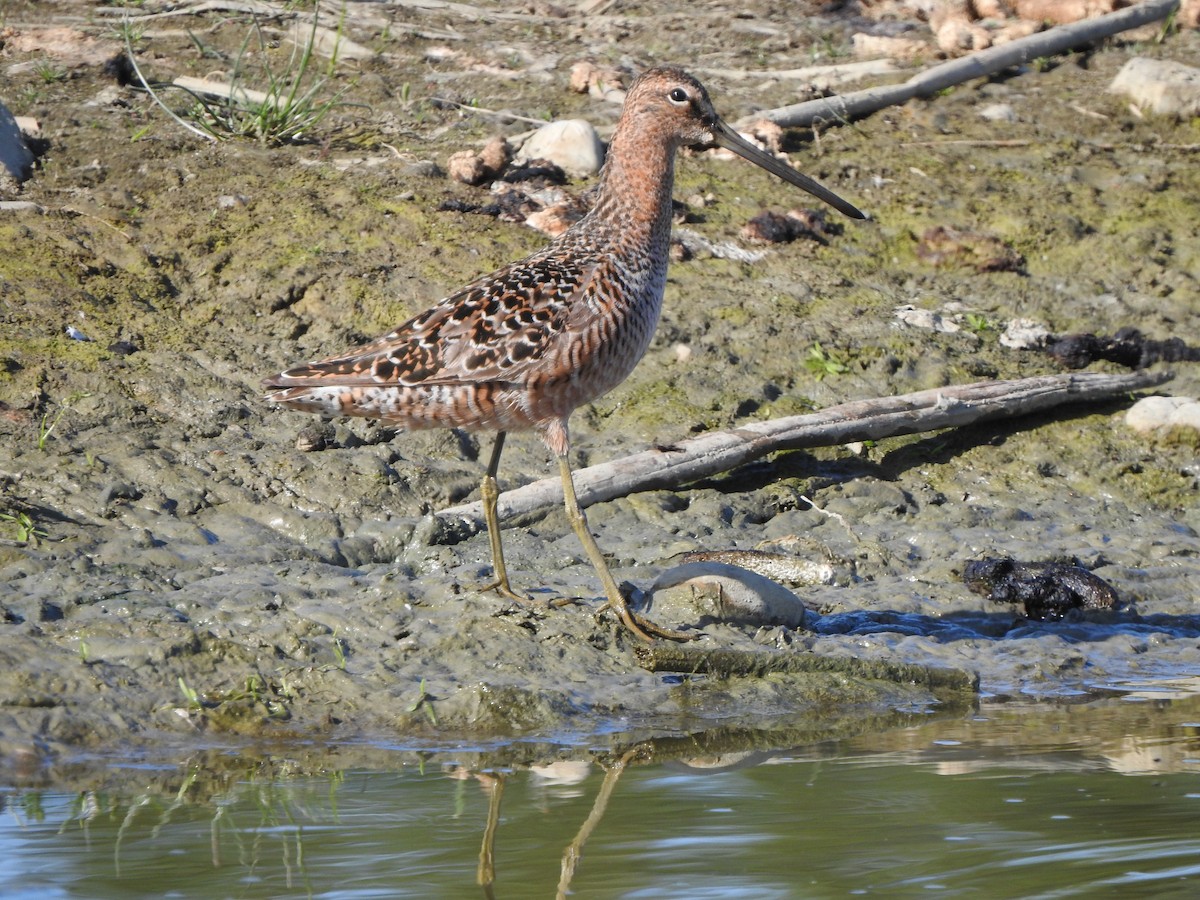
[
  {"x1": 1109, "y1": 58, "x2": 1200, "y2": 119},
  {"x1": 515, "y1": 119, "x2": 604, "y2": 179}
]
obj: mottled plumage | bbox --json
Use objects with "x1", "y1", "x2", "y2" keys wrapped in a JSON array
[{"x1": 264, "y1": 66, "x2": 863, "y2": 640}]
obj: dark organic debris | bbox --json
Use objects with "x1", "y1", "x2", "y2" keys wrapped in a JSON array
[
  {"x1": 963, "y1": 557, "x2": 1119, "y2": 620},
  {"x1": 501, "y1": 158, "x2": 567, "y2": 186},
  {"x1": 741, "y1": 208, "x2": 833, "y2": 244},
  {"x1": 437, "y1": 190, "x2": 534, "y2": 223},
  {"x1": 916, "y1": 224, "x2": 1024, "y2": 273},
  {"x1": 1046, "y1": 326, "x2": 1200, "y2": 370}
]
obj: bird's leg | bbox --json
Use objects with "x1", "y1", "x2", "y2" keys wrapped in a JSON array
[
  {"x1": 478, "y1": 432, "x2": 527, "y2": 603},
  {"x1": 556, "y1": 454, "x2": 695, "y2": 643}
]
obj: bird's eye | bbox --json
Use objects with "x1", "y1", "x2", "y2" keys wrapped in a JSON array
[{"x1": 667, "y1": 87, "x2": 689, "y2": 104}]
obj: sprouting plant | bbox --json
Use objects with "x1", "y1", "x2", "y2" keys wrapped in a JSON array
[
  {"x1": 965, "y1": 312, "x2": 994, "y2": 333},
  {"x1": 178, "y1": 677, "x2": 202, "y2": 710},
  {"x1": 331, "y1": 629, "x2": 348, "y2": 670},
  {"x1": 33, "y1": 60, "x2": 67, "y2": 83},
  {"x1": 0, "y1": 510, "x2": 47, "y2": 545},
  {"x1": 37, "y1": 391, "x2": 91, "y2": 450},
  {"x1": 128, "y1": 7, "x2": 355, "y2": 145},
  {"x1": 804, "y1": 342, "x2": 850, "y2": 380},
  {"x1": 107, "y1": 15, "x2": 146, "y2": 48},
  {"x1": 408, "y1": 678, "x2": 437, "y2": 725}
]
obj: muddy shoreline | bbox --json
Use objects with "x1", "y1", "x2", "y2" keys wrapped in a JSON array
[{"x1": 2, "y1": 2, "x2": 1198, "y2": 767}]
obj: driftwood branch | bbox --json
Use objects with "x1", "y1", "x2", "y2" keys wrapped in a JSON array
[
  {"x1": 740, "y1": 0, "x2": 1181, "y2": 129},
  {"x1": 436, "y1": 370, "x2": 1171, "y2": 528},
  {"x1": 634, "y1": 643, "x2": 980, "y2": 695}
]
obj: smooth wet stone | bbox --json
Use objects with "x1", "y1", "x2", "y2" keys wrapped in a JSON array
[
  {"x1": 1126, "y1": 395, "x2": 1200, "y2": 437},
  {"x1": 1109, "y1": 58, "x2": 1200, "y2": 118},
  {"x1": 635, "y1": 561, "x2": 807, "y2": 630},
  {"x1": 515, "y1": 119, "x2": 605, "y2": 178}
]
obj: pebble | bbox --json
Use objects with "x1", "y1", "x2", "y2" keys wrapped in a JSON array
[
  {"x1": 1125, "y1": 396, "x2": 1200, "y2": 437},
  {"x1": 978, "y1": 102, "x2": 1016, "y2": 123},
  {"x1": 447, "y1": 136, "x2": 511, "y2": 186},
  {"x1": 1000, "y1": 318, "x2": 1051, "y2": 350},
  {"x1": 568, "y1": 61, "x2": 628, "y2": 102},
  {"x1": 635, "y1": 561, "x2": 807, "y2": 630},
  {"x1": 1109, "y1": 57, "x2": 1200, "y2": 118},
  {"x1": 894, "y1": 304, "x2": 962, "y2": 334},
  {"x1": 514, "y1": 120, "x2": 604, "y2": 179}
]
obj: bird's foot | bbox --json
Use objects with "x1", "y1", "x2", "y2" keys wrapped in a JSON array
[
  {"x1": 478, "y1": 577, "x2": 534, "y2": 605},
  {"x1": 602, "y1": 596, "x2": 697, "y2": 643}
]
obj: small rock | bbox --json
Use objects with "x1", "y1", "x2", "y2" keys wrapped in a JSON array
[
  {"x1": 894, "y1": 305, "x2": 962, "y2": 333},
  {"x1": 978, "y1": 102, "x2": 1016, "y2": 123},
  {"x1": 999, "y1": 318, "x2": 1052, "y2": 350},
  {"x1": 447, "y1": 136, "x2": 511, "y2": 186},
  {"x1": 851, "y1": 33, "x2": 932, "y2": 62},
  {"x1": 635, "y1": 562, "x2": 807, "y2": 630},
  {"x1": 738, "y1": 118, "x2": 784, "y2": 155},
  {"x1": 568, "y1": 61, "x2": 628, "y2": 102},
  {"x1": 1125, "y1": 396, "x2": 1200, "y2": 437},
  {"x1": 85, "y1": 85, "x2": 126, "y2": 108},
  {"x1": 1109, "y1": 57, "x2": 1200, "y2": 119},
  {"x1": 515, "y1": 120, "x2": 604, "y2": 179}
]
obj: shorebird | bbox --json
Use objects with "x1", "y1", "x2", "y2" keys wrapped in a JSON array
[{"x1": 264, "y1": 66, "x2": 864, "y2": 641}]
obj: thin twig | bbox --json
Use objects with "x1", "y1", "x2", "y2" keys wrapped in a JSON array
[
  {"x1": 428, "y1": 96, "x2": 549, "y2": 126},
  {"x1": 899, "y1": 139, "x2": 1032, "y2": 147}
]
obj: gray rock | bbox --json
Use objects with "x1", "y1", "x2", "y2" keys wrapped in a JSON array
[
  {"x1": 515, "y1": 119, "x2": 605, "y2": 179},
  {"x1": 1126, "y1": 396, "x2": 1200, "y2": 436},
  {"x1": 1109, "y1": 58, "x2": 1200, "y2": 118},
  {"x1": 636, "y1": 561, "x2": 807, "y2": 630}
]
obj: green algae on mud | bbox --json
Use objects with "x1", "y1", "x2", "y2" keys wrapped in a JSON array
[{"x1": 1, "y1": 1, "x2": 1199, "y2": 761}]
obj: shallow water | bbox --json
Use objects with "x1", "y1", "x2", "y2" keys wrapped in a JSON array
[{"x1": 4, "y1": 693, "x2": 1200, "y2": 900}]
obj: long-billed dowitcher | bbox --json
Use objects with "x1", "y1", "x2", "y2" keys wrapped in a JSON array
[{"x1": 263, "y1": 66, "x2": 864, "y2": 641}]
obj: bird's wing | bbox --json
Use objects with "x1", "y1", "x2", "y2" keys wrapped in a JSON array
[{"x1": 265, "y1": 252, "x2": 599, "y2": 389}]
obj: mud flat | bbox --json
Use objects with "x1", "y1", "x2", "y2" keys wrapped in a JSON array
[{"x1": 1, "y1": 2, "x2": 1197, "y2": 765}]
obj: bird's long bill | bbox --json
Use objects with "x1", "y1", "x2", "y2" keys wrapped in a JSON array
[{"x1": 709, "y1": 118, "x2": 866, "y2": 220}]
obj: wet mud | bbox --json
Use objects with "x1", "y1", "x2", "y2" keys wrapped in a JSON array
[{"x1": 1, "y1": 2, "x2": 1198, "y2": 765}]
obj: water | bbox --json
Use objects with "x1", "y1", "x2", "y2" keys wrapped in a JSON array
[{"x1": 3, "y1": 695, "x2": 1200, "y2": 899}]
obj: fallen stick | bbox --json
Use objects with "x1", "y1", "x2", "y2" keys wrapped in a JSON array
[
  {"x1": 634, "y1": 643, "x2": 980, "y2": 694},
  {"x1": 435, "y1": 370, "x2": 1171, "y2": 528},
  {"x1": 739, "y1": 0, "x2": 1181, "y2": 129}
]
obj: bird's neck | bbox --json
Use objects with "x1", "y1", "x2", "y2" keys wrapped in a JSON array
[{"x1": 588, "y1": 130, "x2": 678, "y2": 252}]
